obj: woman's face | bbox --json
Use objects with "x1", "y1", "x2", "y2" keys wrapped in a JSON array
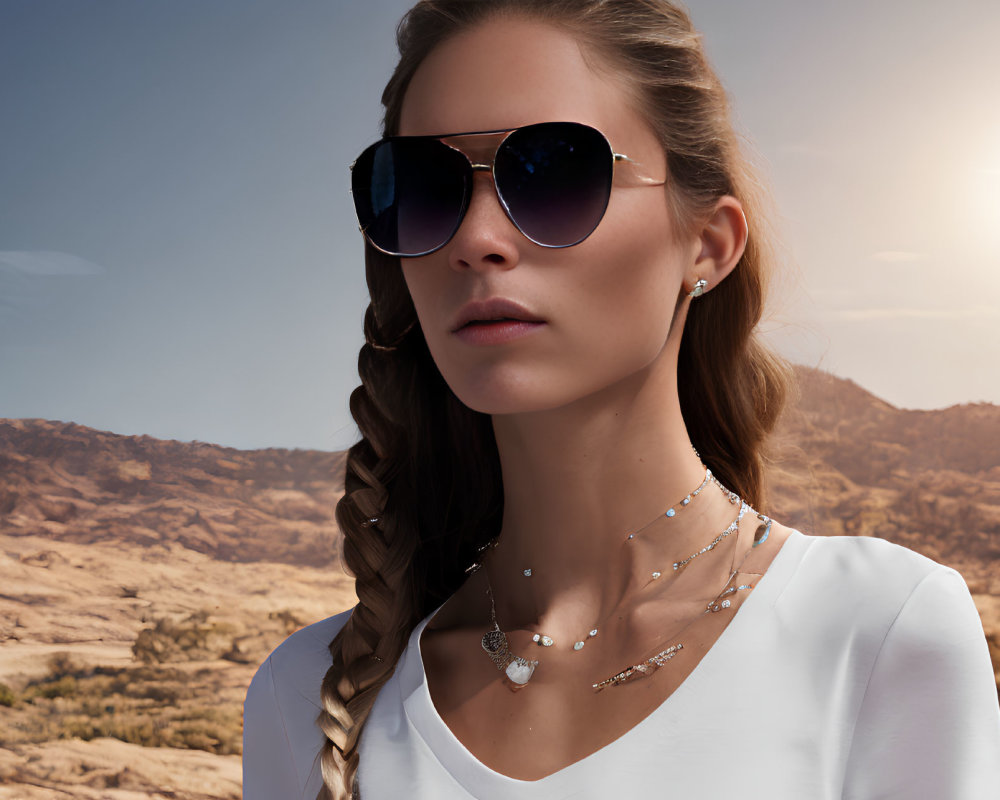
[{"x1": 398, "y1": 16, "x2": 697, "y2": 416}]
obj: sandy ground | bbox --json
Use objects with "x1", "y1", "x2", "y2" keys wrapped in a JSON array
[
  {"x1": 0, "y1": 533, "x2": 356, "y2": 799},
  {"x1": 0, "y1": 739, "x2": 241, "y2": 800}
]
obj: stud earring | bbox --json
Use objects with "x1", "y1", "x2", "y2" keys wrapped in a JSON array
[{"x1": 688, "y1": 279, "x2": 708, "y2": 298}]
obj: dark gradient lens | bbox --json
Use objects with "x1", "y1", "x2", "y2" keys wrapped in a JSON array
[
  {"x1": 494, "y1": 122, "x2": 613, "y2": 247},
  {"x1": 352, "y1": 138, "x2": 470, "y2": 256}
]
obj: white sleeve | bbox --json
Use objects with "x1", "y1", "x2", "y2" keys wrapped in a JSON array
[
  {"x1": 842, "y1": 566, "x2": 1000, "y2": 799},
  {"x1": 243, "y1": 656, "x2": 304, "y2": 800}
]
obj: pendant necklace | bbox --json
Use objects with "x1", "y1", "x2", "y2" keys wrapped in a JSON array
[{"x1": 476, "y1": 468, "x2": 767, "y2": 689}]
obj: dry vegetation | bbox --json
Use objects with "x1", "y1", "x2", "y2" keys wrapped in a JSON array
[
  {"x1": 0, "y1": 530, "x2": 355, "y2": 798},
  {"x1": 3, "y1": 652, "x2": 240, "y2": 754},
  {"x1": 2, "y1": 606, "x2": 306, "y2": 761}
]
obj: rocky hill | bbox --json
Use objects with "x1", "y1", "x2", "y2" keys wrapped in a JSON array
[
  {"x1": 0, "y1": 420, "x2": 346, "y2": 566},
  {"x1": 770, "y1": 367, "x2": 1000, "y2": 589},
  {"x1": 0, "y1": 422, "x2": 354, "y2": 799}
]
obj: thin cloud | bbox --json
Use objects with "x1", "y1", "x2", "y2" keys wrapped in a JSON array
[
  {"x1": 0, "y1": 251, "x2": 106, "y2": 276},
  {"x1": 0, "y1": 251, "x2": 110, "y2": 342}
]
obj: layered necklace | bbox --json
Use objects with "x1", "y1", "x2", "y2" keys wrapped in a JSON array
[{"x1": 471, "y1": 467, "x2": 772, "y2": 692}]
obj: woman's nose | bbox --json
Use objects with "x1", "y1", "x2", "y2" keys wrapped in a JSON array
[{"x1": 447, "y1": 172, "x2": 522, "y2": 272}]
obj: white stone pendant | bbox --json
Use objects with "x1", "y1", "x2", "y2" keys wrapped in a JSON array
[
  {"x1": 483, "y1": 624, "x2": 538, "y2": 689},
  {"x1": 505, "y1": 657, "x2": 537, "y2": 686}
]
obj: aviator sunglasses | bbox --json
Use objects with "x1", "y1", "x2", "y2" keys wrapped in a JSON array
[{"x1": 350, "y1": 120, "x2": 665, "y2": 258}]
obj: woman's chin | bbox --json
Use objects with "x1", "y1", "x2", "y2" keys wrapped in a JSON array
[{"x1": 450, "y1": 385, "x2": 574, "y2": 417}]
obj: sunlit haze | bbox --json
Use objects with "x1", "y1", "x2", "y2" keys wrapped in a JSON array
[{"x1": 1, "y1": 0, "x2": 997, "y2": 450}]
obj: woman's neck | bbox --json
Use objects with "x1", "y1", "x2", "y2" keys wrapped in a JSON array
[{"x1": 485, "y1": 366, "x2": 744, "y2": 636}]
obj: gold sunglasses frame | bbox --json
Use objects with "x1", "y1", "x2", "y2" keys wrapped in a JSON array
[{"x1": 350, "y1": 121, "x2": 665, "y2": 257}]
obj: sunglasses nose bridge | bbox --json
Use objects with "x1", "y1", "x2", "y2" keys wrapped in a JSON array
[{"x1": 444, "y1": 167, "x2": 525, "y2": 264}]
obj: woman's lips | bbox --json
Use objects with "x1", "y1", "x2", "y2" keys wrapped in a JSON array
[
  {"x1": 453, "y1": 319, "x2": 547, "y2": 345},
  {"x1": 451, "y1": 297, "x2": 544, "y2": 332}
]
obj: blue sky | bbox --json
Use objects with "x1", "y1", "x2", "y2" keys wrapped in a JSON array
[{"x1": 2, "y1": 0, "x2": 998, "y2": 450}]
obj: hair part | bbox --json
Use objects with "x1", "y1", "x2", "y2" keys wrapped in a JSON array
[{"x1": 317, "y1": 2, "x2": 791, "y2": 797}]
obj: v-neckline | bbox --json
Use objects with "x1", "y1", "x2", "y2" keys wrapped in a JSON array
[{"x1": 396, "y1": 529, "x2": 808, "y2": 799}]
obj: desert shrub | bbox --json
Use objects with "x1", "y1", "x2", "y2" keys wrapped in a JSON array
[
  {"x1": 47, "y1": 651, "x2": 82, "y2": 678},
  {"x1": 132, "y1": 611, "x2": 235, "y2": 664},
  {"x1": 181, "y1": 706, "x2": 227, "y2": 723},
  {"x1": 220, "y1": 638, "x2": 255, "y2": 664},
  {"x1": 172, "y1": 717, "x2": 241, "y2": 755},
  {"x1": 174, "y1": 728, "x2": 221, "y2": 751},
  {"x1": 0, "y1": 682, "x2": 15, "y2": 707},
  {"x1": 269, "y1": 608, "x2": 304, "y2": 633},
  {"x1": 138, "y1": 682, "x2": 184, "y2": 704},
  {"x1": 33, "y1": 675, "x2": 77, "y2": 699},
  {"x1": 80, "y1": 697, "x2": 118, "y2": 717},
  {"x1": 61, "y1": 718, "x2": 98, "y2": 741},
  {"x1": 66, "y1": 715, "x2": 159, "y2": 747},
  {"x1": 133, "y1": 620, "x2": 188, "y2": 664},
  {"x1": 126, "y1": 665, "x2": 185, "y2": 683},
  {"x1": 101, "y1": 717, "x2": 159, "y2": 747},
  {"x1": 9, "y1": 649, "x2": 242, "y2": 756}
]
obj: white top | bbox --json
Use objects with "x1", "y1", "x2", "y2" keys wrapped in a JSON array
[{"x1": 242, "y1": 531, "x2": 1000, "y2": 799}]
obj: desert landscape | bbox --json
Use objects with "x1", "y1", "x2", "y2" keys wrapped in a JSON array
[{"x1": 1, "y1": 365, "x2": 998, "y2": 798}]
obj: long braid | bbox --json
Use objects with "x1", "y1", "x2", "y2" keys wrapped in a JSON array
[
  {"x1": 316, "y1": 290, "x2": 503, "y2": 798},
  {"x1": 315, "y1": 328, "x2": 419, "y2": 799}
]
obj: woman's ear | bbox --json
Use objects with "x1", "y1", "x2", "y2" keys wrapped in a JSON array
[{"x1": 683, "y1": 196, "x2": 747, "y2": 296}]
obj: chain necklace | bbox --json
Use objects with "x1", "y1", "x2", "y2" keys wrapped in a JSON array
[
  {"x1": 468, "y1": 465, "x2": 717, "y2": 577},
  {"x1": 477, "y1": 471, "x2": 770, "y2": 690},
  {"x1": 592, "y1": 507, "x2": 769, "y2": 690},
  {"x1": 477, "y1": 467, "x2": 721, "y2": 688},
  {"x1": 523, "y1": 474, "x2": 738, "y2": 651}
]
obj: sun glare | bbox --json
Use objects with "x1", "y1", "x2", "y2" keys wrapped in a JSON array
[
  {"x1": 966, "y1": 135, "x2": 1000, "y2": 253},
  {"x1": 977, "y1": 167, "x2": 1000, "y2": 230}
]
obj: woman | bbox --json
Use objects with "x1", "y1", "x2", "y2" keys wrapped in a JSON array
[{"x1": 243, "y1": 2, "x2": 1000, "y2": 798}]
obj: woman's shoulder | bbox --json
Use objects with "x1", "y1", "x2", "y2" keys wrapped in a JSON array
[
  {"x1": 247, "y1": 605, "x2": 355, "y2": 706},
  {"x1": 242, "y1": 607, "x2": 355, "y2": 798},
  {"x1": 790, "y1": 529, "x2": 963, "y2": 590},
  {"x1": 783, "y1": 529, "x2": 977, "y2": 641},
  {"x1": 797, "y1": 534, "x2": 1000, "y2": 795}
]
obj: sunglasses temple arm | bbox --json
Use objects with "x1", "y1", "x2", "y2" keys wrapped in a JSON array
[{"x1": 614, "y1": 153, "x2": 666, "y2": 187}]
